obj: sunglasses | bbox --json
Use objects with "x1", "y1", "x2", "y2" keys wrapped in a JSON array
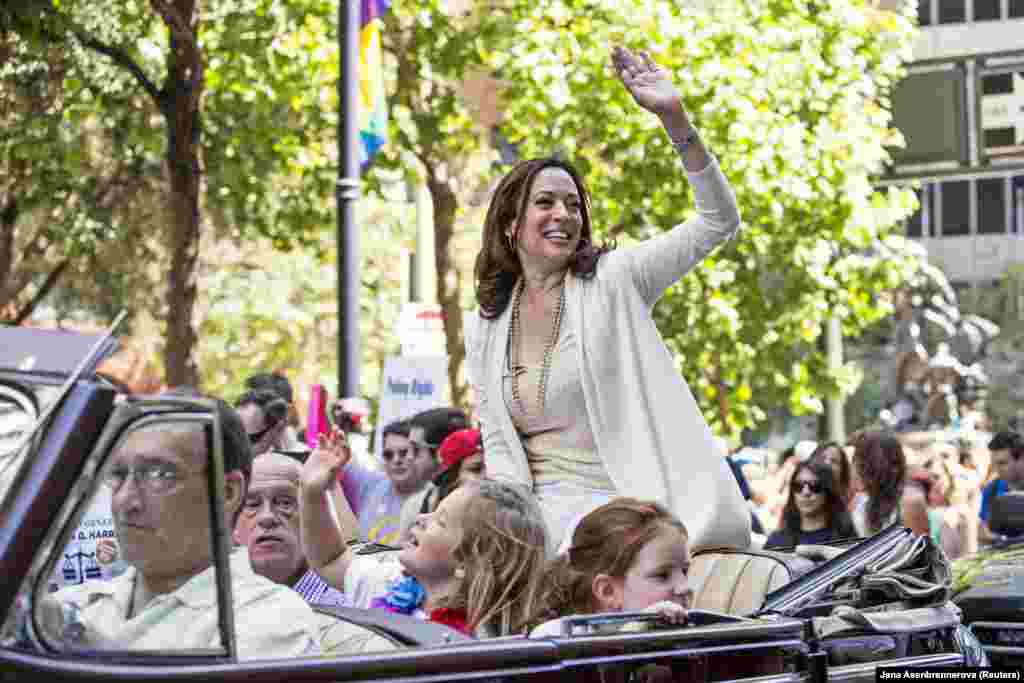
[
  {"x1": 382, "y1": 447, "x2": 414, "y2": 461},
  {"x1": 248, "y1": 421, "x2": 279, "y2": 444},
  {"x1": 791, "y1": 480, "x2": 823, "y2": 494},
  {"x1": 277, "y1": 449, "x2": 309, "y2": 464}
]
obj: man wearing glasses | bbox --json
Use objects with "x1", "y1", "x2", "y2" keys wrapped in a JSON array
[
  {"x1": 44, "y1": 397, "x2": 320, "y2": 658},
  {"x1": 340, "y1": 408, "x2": 469, "y2": 545},
  {"x1": 234, "y1": 451, "x2": 347, "y2": 607}
]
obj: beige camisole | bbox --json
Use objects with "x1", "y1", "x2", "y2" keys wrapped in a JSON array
[{"x1": 502, "y1": 304, "x2": 615, "y2": 491}]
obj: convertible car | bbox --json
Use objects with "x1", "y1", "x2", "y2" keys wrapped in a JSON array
[
  {"x1": 0, "y1": 324, "x2": 974, "y2": 682},
  {"x1": 954, "y1": 494, "x2": 1024, "y2": 668}
]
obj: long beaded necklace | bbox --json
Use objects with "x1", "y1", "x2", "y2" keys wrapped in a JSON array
[{"x1": 509, "y1": 277, "x2": 566, "y2": 417}]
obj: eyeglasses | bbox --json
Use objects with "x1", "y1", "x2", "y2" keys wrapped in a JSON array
[
  {"x1": 103, "y1": 461, "x2": 196, "y2": 495},
  {"x1": 382, "y1": 447, "x2": 414, "y2": 461},
  {"x1": 791, "y1": 480, "x2": 823, "y2": 495},
  {"x1": 241, "y1": 493, "x2": 298, "y2": 519}
]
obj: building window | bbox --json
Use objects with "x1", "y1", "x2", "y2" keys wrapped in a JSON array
[
  {"x1": 982, "y1": 73, "x2": 1020, "y2": 150},
  {"x1": 907, "y1": 186, "x2": 925, "y2": 237},
  {"x1": 977, "y1": 177, "x2": 1007, "y2": 234},
  {"x1": 917, "y1": 0, "x2": 932, "y2": 25},
  {"x1": 941, "y1": 180, "x2": 970, "y2": 236},
  {"x1": 891, "y1": 68, "x2": 969, "y2": 167},
  {"x1": 982, "y1": 73, "x2": 1015, "y2": 97},
  {"x1": 973, "y1": 0, "x2": 1000, "y2": 20},
  {"x1": 1014, "y1": 176, "x2": 1024, "y2": 234},
  {"x1": 938, "y1": 0, "x2": 966, "y2": 23},
  {"x1": 1011, "y1": 0, "x2": 1024, "y2": 18}
]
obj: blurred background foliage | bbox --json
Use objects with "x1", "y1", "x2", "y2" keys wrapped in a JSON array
[{"x1": 4, "y1": 0, "x2": 980, "y2": 437}]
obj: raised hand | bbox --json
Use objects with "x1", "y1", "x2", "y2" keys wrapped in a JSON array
[
  {"x1": 300, "y1": 427, "x2": 351, "y2": 494},
  {"x1": 95, "y1": 538, "x2": 119, "y2": 565},
  {"x1": 611, "y1": 46, "x2": 683, "y2": 119},
  {"x1": 646, "y1": 600, "x2": 689, "y2": 626}
]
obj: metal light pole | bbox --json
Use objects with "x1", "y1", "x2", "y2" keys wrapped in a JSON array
[
  {"x1": 826, "y1": 314, "x2": 846, "y2": 444},
  {"x1": 336, "y1": 0, "x2": 361, "y2": 399}
]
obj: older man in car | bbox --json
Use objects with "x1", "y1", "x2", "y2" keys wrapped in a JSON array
[
  {"x1": 45, "y1": 397, "x2": 320, "y2": 658},
  {"x1": 234, "y1": 451, "x2": 348, "y2": 606}
]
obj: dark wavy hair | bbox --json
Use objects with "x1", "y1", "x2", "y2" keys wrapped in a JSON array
[
  {"x1": 809, "y1": 441, "x2": 851, "y2": 504},
  {"x1": 235, "y1": 389, "x2": 289, "y2": 430},
  {"x1": 852, "y1": 432, "x2": 907, "y2": 534},
  {"x1": 776, "y1": 462, "x2": 856, "y2": 546},
  {"x1": 988, "y1": 431, "x2": 1024, "y2": 460},
  {"x1": 474, "y1": 157, "x2": 613, "y2": 319}
]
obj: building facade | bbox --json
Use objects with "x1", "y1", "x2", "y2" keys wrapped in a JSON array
[{"x1": 895, "y1": 0, "x2": 1024, "y2": 287}]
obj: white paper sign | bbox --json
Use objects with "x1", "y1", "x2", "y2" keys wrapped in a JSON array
[
  {"x1": 395, "y1": 303, "x2": 447, "y2": 357},
  {"x1": 374, "y1": 356, "x2": 449, "y2": 460},
  {"x1": 48, "y1": 487, "x2": 128, "y2": 591}
]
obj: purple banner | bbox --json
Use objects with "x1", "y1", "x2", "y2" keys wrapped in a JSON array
[{"x1": 361, "y1": 0, "x2": 390, "y2": 27}]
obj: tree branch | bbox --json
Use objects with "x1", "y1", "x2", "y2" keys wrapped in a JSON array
[
  {"x1": 30, "y1": 6, "x2": 162, "y2": 103},
  {"x1": 12, "y1": 259, "x2": 69, "y2": 325},
  {"x1": 71, "y1": 28, "x2": 161, "y2": 102}
]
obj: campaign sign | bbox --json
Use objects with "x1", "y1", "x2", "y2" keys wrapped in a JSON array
[
  {"x1": 374, "y1": 356, "x2": 448, "y2": 461},
  {"x1": 49, "y1": 487, "x2": 128, "y2": 592}
]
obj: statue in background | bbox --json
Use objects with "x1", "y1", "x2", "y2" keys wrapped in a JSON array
[{"x1": 884, "y1": 271, "x2": 998, "y2": 431}]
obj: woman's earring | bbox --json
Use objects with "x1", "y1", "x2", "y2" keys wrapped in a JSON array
[{"x1": 454, "y1": 567, "x2": 466, "y2": 580}]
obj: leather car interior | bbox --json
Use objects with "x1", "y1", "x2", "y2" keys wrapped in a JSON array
[{"x1": 690, "y1": 548, "x2": 816, "y2": 615}]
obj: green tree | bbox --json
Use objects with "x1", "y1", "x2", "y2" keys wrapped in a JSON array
[
  {"x1": 196, "y1": 197, "x2": 414, "y2": 413},
  {"x1": 0, "y1": 29, "x2": 157, "y2": 325},
  {"x1": 3, "y1": 0, "x2": 337, "y2": 386},
  {"x1": 365, "y1": 1, "x2": 515, "y2": 409},
  {"x1": 496, "y1": 0, "x2": 923, "y2": 437}
]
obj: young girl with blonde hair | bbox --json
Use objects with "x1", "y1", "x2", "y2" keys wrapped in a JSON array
[
  {"x1": 301, "y1": 429, "x2": 547, "y2": 636},
  {"x1": 530, "y1": 498, "x2": 691, "y2": 637}
]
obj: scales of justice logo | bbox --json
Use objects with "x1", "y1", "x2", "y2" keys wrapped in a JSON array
[{"x1": 61, "y1": 550, "x2": 102, "y2": 585}]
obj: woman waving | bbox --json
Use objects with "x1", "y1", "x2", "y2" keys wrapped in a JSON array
[{"x1": 467, "y1": 46, "x2": 750, "y2": 552}]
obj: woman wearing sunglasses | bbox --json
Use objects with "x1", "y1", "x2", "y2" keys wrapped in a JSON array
[{"x1": 766, "y1": 461, "x2": 856, "y2": 548}]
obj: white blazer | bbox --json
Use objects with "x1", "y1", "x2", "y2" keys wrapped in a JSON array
[{"x1": 466, "y1": 156, "x2": 751, "y2": 552}]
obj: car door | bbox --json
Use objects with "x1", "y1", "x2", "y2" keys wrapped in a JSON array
[
  {"x1": 3, "y1": 384, "x2": 967, "y2": 683},
  {"x1": 0, "y1": 391, "x2": 567, "y2": 682}
]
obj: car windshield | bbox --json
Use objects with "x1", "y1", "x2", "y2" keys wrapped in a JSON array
[{"x1": 0, "y1": 380, "x2": 60, "y2": 505}]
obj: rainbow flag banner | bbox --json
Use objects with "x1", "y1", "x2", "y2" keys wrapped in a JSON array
[{"x1": 359, "y1": 0, "x2": 390, "y2": 169}]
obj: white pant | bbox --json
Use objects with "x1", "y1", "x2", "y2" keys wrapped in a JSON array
[{"x1": 534, "y1": 481, "x2": 616, "y2": 556}]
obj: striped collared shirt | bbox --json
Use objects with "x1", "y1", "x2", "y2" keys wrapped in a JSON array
[{"x1": 293, "y1": 569, "x2": 350, "y2": 608}]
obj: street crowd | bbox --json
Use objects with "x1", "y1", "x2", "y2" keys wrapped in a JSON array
[{"x1": 42, "y1": 366, "x2": 1022, "y2": 657}]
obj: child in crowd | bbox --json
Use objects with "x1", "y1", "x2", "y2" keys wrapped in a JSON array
[
  {"x1": 300, "y1": 428, "x2": 547, "y2": 637},
  {"x1": 529, "y1": 498, "x2": 691, "y2": 638}
]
